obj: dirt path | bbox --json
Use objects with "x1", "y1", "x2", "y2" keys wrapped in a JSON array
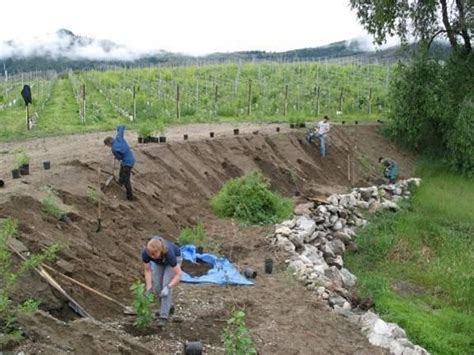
[{"x1": 0, "y1": 123, "x2": 413, "y2": 354}]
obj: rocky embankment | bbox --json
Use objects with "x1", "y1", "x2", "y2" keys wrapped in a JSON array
[{"x1": 271, "y1": 179, "x2": 429, "y2": 355}]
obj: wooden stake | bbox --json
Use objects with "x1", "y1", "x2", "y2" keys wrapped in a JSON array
[
  {"x1": 368, "y1": 87, "x2": 372, "y2": 115},
  {"x1": 82, "y1": 84, "x2": 86, "y2": 124},
  {"x1": 247, "y1": 79, "x2": 252, "y2": 116},
  {"x1": 339, "y1": 87, "x2": 344, "y2": 113},
  {"x1": 26, "y1": 104, "x2": 30, "y2": 130},
  {"x1": 284, "y1": 84, "x2": 288, "y2": 116},
  {"x1": 347, "y1": 153, "x2": 351, "y2": 183},
  {"x1": 132, "y1": 85, "x2": 136, "y2": 121},
  {"x1": 316, "y1": 86, "x2": 321, "y2": 115},
  {"x1": 176, "y1": 84, "x2": 180, "y2": 120}
]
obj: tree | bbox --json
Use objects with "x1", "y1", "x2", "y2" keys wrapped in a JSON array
[{"x1": 350, "y1": 0, "x2": 472, "y2": 53}]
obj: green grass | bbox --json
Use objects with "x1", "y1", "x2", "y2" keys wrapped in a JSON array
[
  {"x1": 1, "y1": 62, "x2": 391, "y2": 141},
  {"x1": 346, "y1": 161, "x2": 474, "y2": 355}
]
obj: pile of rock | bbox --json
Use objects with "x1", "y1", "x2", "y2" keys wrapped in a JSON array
[{"x1": 271, "y1": 178, "x2": 429, "y2": 354}]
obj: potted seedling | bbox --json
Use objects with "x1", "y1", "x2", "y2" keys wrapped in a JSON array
[
  {"x1": 137, "y1": 123, "x2": 153, "y2": 144},
  {"x1": 289, "y1": 117, "x2": 296, "y2": 129},
  {"x1": 157, "y1": 120, "x2": 167, "y2": 143},
  {"x1": 16, "y1": 150, "x2": 30, "y2": 176},
  {"x1": 233, "y1": 128, "x2": 239, "y2": 135}
]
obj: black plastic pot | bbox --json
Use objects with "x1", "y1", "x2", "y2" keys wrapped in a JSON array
[
  {"x1": 19, "y1": 164, "x2": 29, "y2": 176},
  {"x1": 196, "y1": 246, "x2": 204, "y2": 254},
  {"x1": 184, "y1": 341, "x2": 203, "y2": 355},
  {"x1": 151, "y1": 137, "x2": 159, "y2": 143},
  {"x1": 143, "y1": 136, "x2": 151, "y2": 144},
  {"x1": 11, "y1": 169, "x2": 21, "y2": 179},
  {"x1": 138, "y1": 137, "x2": 144, "y2": 143},
  {"x1": 159, "y1": 136, "x2": 167, "y2": 143},
  {"x1": 289, "y1": 123, "x2": 295, "y2": 128},
  {"x1": 341, "y1": 120, "x2": 346, "y2": 125},
  {"x1": 299, "y1": 123, "x2": 306, "y2": 128},
  {"x1": 233, "y1": 128, "x2": 239, "y2": 135},
  {"x1": 355, "y1": 120, "x2": 359, "y2": 125},
  {"x1": 0, "y1": 180, "x2": 4, "y2": 188},
  {"x1": 59, "y1": 214, "x2": 72, "y2": 225},
  {"x1": 243, "y1": 267, "x2": 257, "y2": 279},
  {"x1": 209, "y1": 132, "x2": 214, "y2": 138},
  {"x1": 43, "y1": 161, "x2": 51, "y2": 170},
  {"x1": 183, "y1": 134, "x2": 188, "y2": 140},
  {"x1": 276, "y1": 127, "x2": 280, "y2": 132},
  {"x1": 264, "y1": 257, "x2": 273, "y2": 274}
]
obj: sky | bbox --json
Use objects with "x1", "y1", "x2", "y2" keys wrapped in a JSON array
[{"x1": 0, "y1": 0, "x2": 391, "y2": 56}]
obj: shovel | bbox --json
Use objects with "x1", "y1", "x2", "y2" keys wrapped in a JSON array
[
  {"x1": 96, "y1": 167, "x2": 102, "y2": 233},
  {"x1": 103, "y1": 159, "x2": 116, "y2": 190}
]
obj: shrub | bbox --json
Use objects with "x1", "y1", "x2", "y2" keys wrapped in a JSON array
[
  {"x1": 178, "y1": 223, "x2": 207, "y2": 246},
  {"x1": 129, "y1": 281, "x2": 154, "y2": 329},
  {"x1": 211, "y1": 172, "x2": 293, "y2": 225},
  {"x1": 15, "y1": 150, "x2": 30, "y2": 168},
  {"x1": 223, "y1": 309, "x2": 257, "y2": 355}
]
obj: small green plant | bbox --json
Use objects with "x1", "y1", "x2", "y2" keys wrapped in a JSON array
[
  {"x1": 0, "y1": 217, "x2": 58, "y2": 346},
  {"x1": 137, "y1": 122, "x2": 153, "y2": 137},
  {"x1": 223, "y1": 309, "x2": 257, "y2": 355},
  {"x1": 15, "y1": 149, "x2": 30, "y2": 168},
  {"x1": 42, "y1": 188, "x2": 65, "y2": 219},
  {"x1": 130, "y1": 281, "x2": 154, "y2": 329},
  {"x1": 87, "y1": 187, "x2": 98, "y2": 204},
  {"x1": 178, "y1": 223, "x2": 207, "y2": 246},
  {"x1": 211, "y1": 172, "x2": 293, "y2": 225}
]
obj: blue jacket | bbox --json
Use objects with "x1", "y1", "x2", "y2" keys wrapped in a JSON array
[{"x1": 112, "y1": 125, "x2": 135, "y2": 167}]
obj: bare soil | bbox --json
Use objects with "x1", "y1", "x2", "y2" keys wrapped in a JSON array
[{"x1": 0, "y1": 122, "x2": 414, "y2": 354}]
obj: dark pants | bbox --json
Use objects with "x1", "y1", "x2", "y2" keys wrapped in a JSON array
[{"x1": 119, "y1": 164, "x2": 133, "y2": 200}]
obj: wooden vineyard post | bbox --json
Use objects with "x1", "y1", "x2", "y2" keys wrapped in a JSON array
[
  {"x1": 26, "y1": 104, "x2": 30, "y2": 130},
  {"x1": 315, "y1": 85, "x2": 321, "y2": 115},
  {"x1": 176, "y1": 84, "x2": 181, "y2": 120},
  {"x1": 347, "y1": 153, "x2": 351, "y2": 185},
  {"x1": 214, "y1": 84, "x2": 218, "y2": 116},
  {"x1": 368, "y1": 87, "x2": 372, "y2": 115},
  {"x1": 247, "y1": 79, "x2": 252, "y2": 116},
  {"x1": 81, "y1": 84, "x2": 86, "y2": 124},
  {"x1": 132, "y1": 85, "x2": 136, "y2": 121},
  {"x1": 284, "y1": 84, "x2": 288, "y2": 116},
  {"x1": 339, "y1": 87, "x2": 344, "y2": 113}
]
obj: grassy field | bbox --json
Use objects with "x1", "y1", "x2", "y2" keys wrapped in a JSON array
[
  {"x1": 0, "y1": 62, "x2": 391, "y2": 141},
  {"x1": 346, "y1": 161, "x2": 474, "y2": 355}
]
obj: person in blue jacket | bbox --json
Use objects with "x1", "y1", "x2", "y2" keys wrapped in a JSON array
[{"x1": 104, "y1": 125, "x2": 136, "y2": 200}]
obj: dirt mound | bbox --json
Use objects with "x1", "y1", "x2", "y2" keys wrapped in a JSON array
[{"x1": 0, "y1": 123, "x2": 409, "y2": 353}]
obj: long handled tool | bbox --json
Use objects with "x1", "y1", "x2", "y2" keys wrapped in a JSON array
[
  {"x1": 8, "y1": 244, "x2": 94, "y2": 319},
  {"x1": 96, "y1": 167, "x2": 102, "y2": 232},
  {"x1": 103, "y1": 158, "x2": 116, "y2": 190}
]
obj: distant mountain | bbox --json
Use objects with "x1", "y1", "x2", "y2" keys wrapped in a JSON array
[{"x1": 0, "y1": 29, "x2": 450, "y2": 73}]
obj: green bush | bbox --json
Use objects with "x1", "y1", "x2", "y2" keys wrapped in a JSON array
[
  {"x1": 178, "y1": 223, "x2": 207, "y2": 246},
  {"x1": 223, "y1": 309, "x2": 257, "y2": 355},
  {"x1": 129, "y1": 281, "x2": 154, "y2": 329},
  {"x1": 211, "y1": 172, "x2": 293, "y2": 225},
  {"x1": 41, "y1": 189, "x2": 66, "y2": 219}
]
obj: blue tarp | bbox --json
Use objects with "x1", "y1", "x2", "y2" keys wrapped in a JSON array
[{"x1": 180, "y1": 245, "x2": 253, "y2": 286}]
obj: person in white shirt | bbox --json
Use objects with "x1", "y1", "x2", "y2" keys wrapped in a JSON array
[{"x1": 306, "y1": 116, "x2": 330, "y2": 157}]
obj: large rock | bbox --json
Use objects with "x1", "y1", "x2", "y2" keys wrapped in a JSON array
[
  {"x1": 334, "y1": 231, "x2": 352, "y2": 244},
  {"x1": 340, "y1": 268, "x2": 357, "y2": 288},
  {"x1": 326, "y1": 255, "x2": 344, "y2": 269},
  {"x1": 327, "y1": 194, "x2": 339, "y2": 206},
  {"x1": 294, "y1": 202, "x2": 314, "y2": 216},
  {"x1": 333, "y1": 220, "x2": 343, "y2": 231},
  {"x1": 328, "y1": 295, "x2": 347, "y2": 308},
  {"x1": 295, "y1": 216, "x2": 317, "y2": 241},
  {"x1": 275, "y1": 226, "x2": 291, "y2": 236},
  {"x1": 324, "y1": 266, "x2": 343, "y2": 288},
  {"x1": 301, "y1": 245, "x2": 326, "y2": 266},
  {"x1": 381, "y1": 200, "x2": 400, "y2": 211},
  {"x1": 328, "y1": 239, "x2": 345, "y2": 255},
  {"x1": 274, "y1": 235, "x2": 296, "y2": 253}
]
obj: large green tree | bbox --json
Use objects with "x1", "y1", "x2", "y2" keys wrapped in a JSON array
[{"x1": 350, "y1": 0, "x2": 472, "y2": 53}]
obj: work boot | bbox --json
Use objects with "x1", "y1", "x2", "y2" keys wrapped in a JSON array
[
  {"x1": 127, "y1": 196, "x2": 138, "y2": 201},
  {"x1": 156, "y1": 317, "x2": 168, "y2": 328}
]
